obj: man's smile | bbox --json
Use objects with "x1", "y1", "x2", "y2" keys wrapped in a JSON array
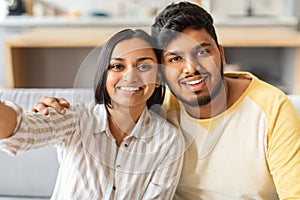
[{"x1": 179, "y1": 75, "x2": 208, "y2": 92}]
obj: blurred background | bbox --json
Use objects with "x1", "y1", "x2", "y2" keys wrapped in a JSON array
[
  {"x1": 0, "y1": 0, "x2": 300, "y2": 93},
  {"x1": 1, "y1": 1, "x2": 300, "y2": 199},
  {"x1": 1, "y1": 0, "x2": 298, "y2": 19}
]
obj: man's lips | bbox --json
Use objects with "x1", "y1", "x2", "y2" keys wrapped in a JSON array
[{"x1": 179, "y1": 75, "x2": 208, "y2": 91}]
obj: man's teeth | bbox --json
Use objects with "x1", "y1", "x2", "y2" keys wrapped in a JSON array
[
  {"x1": 185, "y1": 78, "x2": 205, "y2": 85},
  {"x1": 119, "y1": 87, "x2": 140, "y2": 91}
]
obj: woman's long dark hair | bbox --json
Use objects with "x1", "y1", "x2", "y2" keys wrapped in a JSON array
[{"x1": 94, "y1": 29, "x2": 165, "y2": 113}]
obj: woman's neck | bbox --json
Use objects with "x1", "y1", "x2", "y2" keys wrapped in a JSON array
[{"x1": 107, "y1": 103, "x2": 146, "y2": 147}]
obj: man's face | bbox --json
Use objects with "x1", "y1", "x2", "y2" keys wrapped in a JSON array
[{"x1": 161, "y1": 27, "x2": 225, "y2": 107}]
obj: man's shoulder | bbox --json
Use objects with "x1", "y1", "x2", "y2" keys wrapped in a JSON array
[
  {"x1": 236, "y1": 72, "x2": 291, "y2": 119},
  {"x1": 225, "y1": 71, "x2": 286, "y2": 100},
  {"x1": 163, "y1": 89, "x2": 180, "y2": 112},
  {"x1": 161, "y1": 89, "x2": 182, "y2": 127}
]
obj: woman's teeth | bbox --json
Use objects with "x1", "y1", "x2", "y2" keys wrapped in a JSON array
[{"x1": 119, "y1": 87, "x2": 140, "y2": 91}]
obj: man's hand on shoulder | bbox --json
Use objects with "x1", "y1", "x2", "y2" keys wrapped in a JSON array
[{"x1": 32, "y1": 97, "x2": 70, "y2": 115}]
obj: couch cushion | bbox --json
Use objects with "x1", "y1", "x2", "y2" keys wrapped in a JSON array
[
  {"x1": 0, "y1": 88, "x2": 93, "y2": 198},
  {"x1": 288, "y1": 95, "x2": 300, "y2": 116}
]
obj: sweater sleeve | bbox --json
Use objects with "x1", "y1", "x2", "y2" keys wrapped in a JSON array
[{"x1": 266, "y1": 95, "x2": 300, "y2": 199}]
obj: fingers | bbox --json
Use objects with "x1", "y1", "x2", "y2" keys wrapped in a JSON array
[
  {"x1": 32, "y1": 96, "x2": 70, "y2": 115},
  {"x1": 32, "y1": 102, "x2": 49, "y2": 115},
  {"x1": 56, "y1": 98, "x2": 70, "y2": 108}
]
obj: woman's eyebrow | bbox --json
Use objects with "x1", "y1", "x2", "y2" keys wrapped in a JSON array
[
  {"x1": 111, "y1": 57, "x2": 154, "y2": 62},
  {"x1": 111, "y1": 57, "x2": 124, "y2": 61},
  {"x1": 137, "y1": 57, "x2": 155, "y2": 62}
]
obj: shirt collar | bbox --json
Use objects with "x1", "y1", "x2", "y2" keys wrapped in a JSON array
[
  {"x1": 130, "y1": 107, "x2": 154, "y2": 140},
  {"x1": 95, "y1": 104, "x2": 154, "y2": 141},
  {"x1": 93, "y1": 104, "x2": 109, "y2": 134}
]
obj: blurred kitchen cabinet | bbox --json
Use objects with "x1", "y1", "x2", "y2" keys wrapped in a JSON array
[
  {"x1": 4, "y1": 27, "x2": 300, "y2": 94},
  {"x1": 223, "y1": 47, "x2": 297, "y2": 94},
  {"x1": 217, "y1": 27, "x2": 300, "y2": 94},
  {"x1": 5, "y1": 27, "x2": 122, "y2": 88},
  {"x1": 0, "y1": 26, "x2": 33, "y2": 87}
]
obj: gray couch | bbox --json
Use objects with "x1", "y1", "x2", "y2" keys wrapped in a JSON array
[{"x1": 0, "y1": 88, "x2": 299, "y2": 199}]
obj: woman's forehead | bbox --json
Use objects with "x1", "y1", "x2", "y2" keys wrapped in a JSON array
[{"x1": 111, "y1": 38, "x2": 156, "y2": 58}]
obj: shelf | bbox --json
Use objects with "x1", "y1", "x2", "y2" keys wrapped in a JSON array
[{"x1": 4, "y1": 27, "x2": 300, "y2": 94}]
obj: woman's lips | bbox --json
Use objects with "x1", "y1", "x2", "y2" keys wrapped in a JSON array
[
  {"x1": 116, "y1": 86, "x2": 144, "y2": 96},
  {"x1": 118, "y1": 86, "x2": 141, "y2": 92}
]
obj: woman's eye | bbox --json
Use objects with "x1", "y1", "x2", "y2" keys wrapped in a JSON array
[
  {"x1": 137, "y1": 64, "x2": 152, "y2": 72},
  {"x1": 109, "y1": 64, "x2": 124, "y2": 71}
]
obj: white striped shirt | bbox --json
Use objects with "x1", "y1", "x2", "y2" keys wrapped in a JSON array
[{"x1": 0, "y1": 103, "x2": 184, "y2": 200}]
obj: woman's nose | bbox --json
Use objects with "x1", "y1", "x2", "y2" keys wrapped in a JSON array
[{"x1": 123, "y1": 68, "x2": 138, "y2": 82}]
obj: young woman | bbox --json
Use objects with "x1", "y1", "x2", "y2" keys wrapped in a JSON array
[{"x1": 0, "y1": 29, "x2": 184, "y2": 199}]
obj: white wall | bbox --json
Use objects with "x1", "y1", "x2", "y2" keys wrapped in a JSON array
[
  {"x1": 42, "y1": 0, "x2": 116, "y2": 16},
  {"x1": 41, "y1": 0, "x2": 297, "y2": 17},
  {"x1": 41, "y1": 0, "x2": 171, "y2": 17},
  {"x1": 211, "y1": 0, "x2": 295, "y2": 17}
]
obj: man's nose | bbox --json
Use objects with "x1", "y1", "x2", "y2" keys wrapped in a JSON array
[{"x1": 182, "y1": 58, "x2": 198, "y2": 75}]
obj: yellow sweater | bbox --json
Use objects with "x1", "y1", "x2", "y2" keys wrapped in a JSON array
[{"x1": 163, "y1": 72, "x2": 300, "y2": 200}]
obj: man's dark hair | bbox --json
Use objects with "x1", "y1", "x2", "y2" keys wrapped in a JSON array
[
  {"x1": 151, "y1": 1, "x2": 219, "y2": 49},
  {"x1": 94, "y1": 29, "x2": 165, "y2": 112}
]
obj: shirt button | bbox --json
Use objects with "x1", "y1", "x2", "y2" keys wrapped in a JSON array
[
  {"x1": 116, "y1": 164, "x2": 121, "y2": 168},
  {"x1": 124, "y1": 143, "x2": 128, "y2": 148},
  {"x1": 113, "y1": 186, "x2": 116, "y2": 190}
]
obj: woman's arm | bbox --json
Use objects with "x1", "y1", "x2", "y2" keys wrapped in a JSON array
[
  {"x1": 0, "y1": 101, "x2": 79, "y2": 156},
  {"x1": 0, "y1": 102, "x2": 17, "y2": 139}
]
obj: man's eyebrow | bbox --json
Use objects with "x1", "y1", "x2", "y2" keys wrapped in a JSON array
[
  {"x1": 194, "y1": 42, "x2": 212, "y2": 50},
  {"x1": 164, "y1": 42, "x2": 212, "y2": 58},
  {"x1": 163, "y1": 50, "x2": 183, "y2": 58}
]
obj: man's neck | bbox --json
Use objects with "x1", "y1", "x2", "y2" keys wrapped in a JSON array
[
  {"x1": 183, "y1": 79, "x2": 229, "y2": 119},
  {"x1": 183, "y1": 76, "x2": 252, "y2": 119}
]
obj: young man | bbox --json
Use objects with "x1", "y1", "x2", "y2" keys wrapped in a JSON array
[{"x1": 33, "y1": 2, "x2": 300, "y2": 199}]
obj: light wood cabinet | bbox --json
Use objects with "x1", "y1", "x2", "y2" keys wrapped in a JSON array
[{"x1": 4, "y1": 27, "x2": 300, "y2": 94}]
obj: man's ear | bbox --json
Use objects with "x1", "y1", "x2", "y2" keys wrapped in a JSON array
[
  {"x1": 218, "y1": 45, "x2": 227, "y2": 66},
  {"x1": 156, "y1": 73, "x2": 162, "y2": 88}
]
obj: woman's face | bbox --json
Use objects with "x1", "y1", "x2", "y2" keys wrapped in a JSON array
[{"x1": 106, "y1": 37, "x2": 158, "y2": 109}]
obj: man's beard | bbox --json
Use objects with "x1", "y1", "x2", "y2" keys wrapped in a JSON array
[
  {"x1": 175, "y1": 76, "x2": 224, "y2": 107},
  {"x1": 171, "y1": 64, "x2": 224, "y2": 107}
]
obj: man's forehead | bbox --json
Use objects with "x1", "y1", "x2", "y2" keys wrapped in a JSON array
[
  {"x1": 163, "y1": 39, "x2": 211, "y2": 55},
  {"x1": 163, "y1": 29, "x2": 213, "y2": 52}
]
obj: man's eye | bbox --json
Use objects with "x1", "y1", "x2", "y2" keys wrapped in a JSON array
[
  {"x1": 137, "y1": 64, "x2": 152, "y2": 72},
  {"x1": 196, "y1": 49, "x2": 209, "y2": 56},
  {"x1": 169, "y1": 56, "x2": 182, "y2": 63},
  {"x1": 109, "y1": 64, "x2": 124, "y2": 71}
]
